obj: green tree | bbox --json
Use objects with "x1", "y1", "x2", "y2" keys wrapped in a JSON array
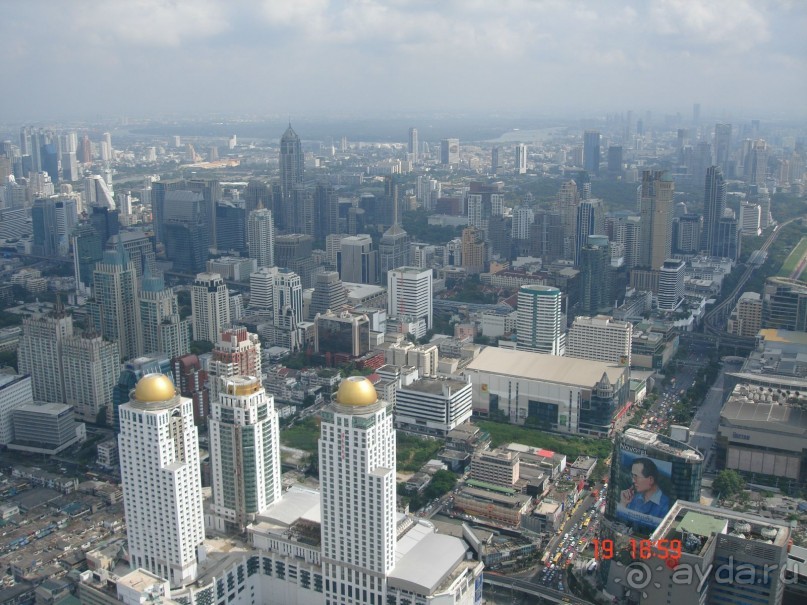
[
  {"x1": 190, "y1": 340, "x2": 214, "y2": 355},
  {"x1": 423, "y1": 470, "x2": 457, "y2": 500},
  {"x1": 0, "y1": 350, "x2": 18, "y2": 371},
  {"x1": 713, "y1": 470, "x2": 745, "y2": 498}
]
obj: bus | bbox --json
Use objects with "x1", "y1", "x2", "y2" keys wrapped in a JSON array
[
  {"x1": 553, "y1": 552, "x2": 563, "y2": 565},
  {"x1": 582, "y1": 518, "x2": 591, "y2": 529}
]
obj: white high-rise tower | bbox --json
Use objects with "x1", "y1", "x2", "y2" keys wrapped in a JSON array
[
  {"x1": 207, "y1": 326, "x2": 262, "y2": 404},
  {"x1": 320, "y1": 376, "x2": 396, "y2": 605},
  {"x1": 191, "y1": 272, "x2": 231, "y2": 343},
  {"x1": 209, "y1": 375, "x2": 281, "y2": 534},
  {"x1": 247, "y1": 206, "x2": 275, "y2": 268},
  {"x1": 118, "y1": 374, "x2": 205, "y2": 588},
  {"x1": 516, "y1": 284, "x2": 565, "y2": 355},
  {"x1": 515, "y1": 143, "x2": 527, "y2": 174},
  {"x1": 387, "y1": 266, "x2": 433, "y2": 339}
]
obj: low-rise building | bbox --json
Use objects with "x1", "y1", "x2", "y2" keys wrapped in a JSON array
[
  {"x1": 395, "y1": 377, "x2": 472, "y2": 437},
  {"x1": 454, "y1": 483, "x2": 532, "y2": 526},
  {"x1": 522, "y1": 499, "x2": 563, "y2": 534},
  {"x1": 466, "y1": 346, "x2": 629, "y2": 436},
  {"x1": 8, "y1": 403, "x2": 86, "y2": 455},
  {"x1": 716, "y1": 383, "x2": 807, "y2": 482},
  {"x1": 569, "y1": 456, "x2": 597, "y2": 480}
]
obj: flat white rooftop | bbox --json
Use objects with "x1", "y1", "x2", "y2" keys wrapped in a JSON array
[{"x1": 466, "y1": 346, "x2": 626, "y2": 387}]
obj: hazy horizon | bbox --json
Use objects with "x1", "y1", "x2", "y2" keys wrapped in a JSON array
[{"x1": 1, "y1": 1, "x2": 805, "y2": 123}]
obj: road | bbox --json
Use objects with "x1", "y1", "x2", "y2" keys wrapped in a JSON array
[
  {"x1": 687, "y1": 360, "x2": 744, "y2": 469},
  {"x1": 704, "y1": 216, "x2": 802, "y2": 334}
]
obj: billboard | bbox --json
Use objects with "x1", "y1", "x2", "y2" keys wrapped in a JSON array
[{"x1": 614, "y1": 449, "x2": 674, "y2": 531}]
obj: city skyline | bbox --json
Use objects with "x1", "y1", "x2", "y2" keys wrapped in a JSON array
[{"x1": 0, "y1": 1, "x2": 805, "y2": 121}]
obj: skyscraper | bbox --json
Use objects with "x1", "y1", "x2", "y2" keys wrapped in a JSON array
[
  {"x1": 555, "y1": 179, "x2": 579, "y2": 261},
  {"x1": 31, "y1": 198, "x2": 59, "y2": 257},
  {"x1": 186, "y1": 178, "x2": 221, "y2": 247},
  {"x1": 111, "y1": 354, "x2": 172, "y2": 430},
  {"x1": 84, "y1": 175, "x2": 116, "y2": 210},
  {"x1": 440, "y1": 138, "x2": 459, "y2": 166},
  {"x1": 339, "y1": 234, "x2": 378, "y2": 284},
  {"x1": 89, "y1": 244, "x2": 143, "y2": 360},
  {"x1": 207, "y1": 326, "x2": 262, "y2": 404},
  {"x1": 574, "y1": 198, "x2": 605, "y2": 266},
  {"x1": 714, "y1": 123, "x2": 732, "y2": 174},
  {"x1": 314, "y1": 183, "x2": 339, "y2": 243},
  {"x1": 171, "y1": 354, "x2": 209, "y2": 425},
  {"x1": 637, "y1": 170, "x2": 674, "y2": 270},
  {"x1": 274, "y1": 233, "x2": 314, "y2": 288},
  {"x1": 209, "y1": 375, "x2": 281, "y2": 534},
  {"x1": 701, "y1": 166, "x2": 727, "y2": 255},
  {"x1": 62, "y1": 331, "x2": 119, "y2": 424},
  {"x1": 17, "y1": 304, "x2": 73, "y2": 403},
  {"x1": 215, "y1": 201, "x2": 247, "y2": 255},
  {"x1": 191, "y1": 272, "x2": 230, "y2": 343},
  {"x1": 511, "y1": 204, "x2": 534, "y2": 242},
  {"x1": 387, "y1": 267, "x2": 433, "y2": 339},
  {"x1": 516, "y1": 285, "x2": 565, "y2": 355},
  {"x1": 491, "y1": 146, "x2": 500, "y2": 175},
  {"x1": 514, "y1": 143, "x2": 527, "y2": 174},
  {"x1": 247, "y1": 206, "x2": 275, "y2": 268},
  {"x1": 466, "y1": 180, "x2": 504, "y2": 235},
  {"x1": 309, "y1": 271, "x2": 348, "y2": 318},
  {"x1": 249, "y1": 266, "x2": 277, "y2": 312},
  {"x1": 378, "y1": 224, "x2": 410, "y2": 284},
  {"x1": 407, "y1": 127, "x2": 418, "y2": 162},
  {"x1": 161, "y1": 190, "x2": 209, "y2": 274},
  {"x1": 583, "y1": 130, "x2": 600, "y2": 176},
  {"x1": 0, "y1": 375, "x2": 32, "y2": 447},
  {"x1": 748, "y1": 139, "x2": 769, "y2": 185},
  {"x1": 139, "y1": 267, "x2": 191, "y2": 359},
  {"x1": 607, "y1": 145, "x2": 623, "y2": 176},
  {"x1": 715, "y1": 213, "x2": 741, "y2": 261},
  {"x1": 658, "y1": 258, "x2": 685, "y2": 311},
  {"x1": 578, "y1": 235, "x2": 611, "y2": 315},
  {"x1": 118, "y1": 374, "x2": 205, "y2": 587},
  {"x1": 271, "y1": 268, "x2": 304, "y2": 331},
  {"x1": 676, "y1": 213, "x2": 702, "y2": 254},
  {"x1": 279, "y1": 125, "x2": 304, "y2": 231},
  {"x1": 319, "y1": 376, "x2": 397, "y2": 605},
  {"x1": 460, "y1": 226, "x2": 487, "y2": 274}
]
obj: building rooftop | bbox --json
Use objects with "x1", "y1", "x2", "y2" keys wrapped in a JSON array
[
  {"x1": 388, "y1": 521, "x2": 467, "y2": 595},
  {"x1": 15, "y1": 402, "x2": 72, "y2": 415},
  {"x1": 459, "y1": 486, "x2": 531, "y2": 507},
  {"x1": 652, "y1": 501, "x2": 791, "y2": 557},
  {"x1": 622, "y1": 427, "x2": 703, "y2": 461},
  {"x1": 399, "y1": 377, "x2": 469, "y2": 396},
  {"x1": 254, "y1": 485, "x2": 321, "y2": 527},
  {"x1": 675, "y1": 511, "x2": 728, "y2": 538},
  {"x1": 757, "y1": 328, "x2": 807, "y2": 345},
  {"x1": 720, "y1": 386, "x2": 807, "y2": 434},
  {"x1": 466, "y1": 346, "x2": 626, "y2": 387}
]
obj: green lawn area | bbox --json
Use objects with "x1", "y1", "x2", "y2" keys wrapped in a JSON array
[
  {"x1": 778, "y1": 236, "x2": 807, "y2": 278},
  {"x1": 280, "y1": 417, "x2": 320, "y2": 453},
  {"x1": 397, "y1": 432, "x2": 442, "y2": 472},
  {"x1": 475, "y1": 420, "x2": 612, "y2": 459}
]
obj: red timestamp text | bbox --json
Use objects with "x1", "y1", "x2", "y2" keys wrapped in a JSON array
[{"x1": 591, "y1": 539, "x2": 682, "y2": 560}]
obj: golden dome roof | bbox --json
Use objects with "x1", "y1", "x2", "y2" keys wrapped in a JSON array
[
  {"x1": 133, "y1": 373, "x2": 177, "y2": 402},
  {"x1": 335, "y1": 376, "x2": 378, "y2": 406},
  {"x1": 224, "y1": 376, "x2": 261, "y2": 396}
]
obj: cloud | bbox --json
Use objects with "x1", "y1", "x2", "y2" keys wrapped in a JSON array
[
  {"x1": 649, "y1": 0, "x2": 769, "y2": 49},
  {"x1": 71, "y1": 0, "x2": 232, "y2": 47},
  {"x1": 0, "y1": 0, "x2": 804, "y2": 119}
]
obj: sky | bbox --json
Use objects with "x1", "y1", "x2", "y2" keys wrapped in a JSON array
[{"x1": 2, "y1": 0, "x2": 806, "y2": 122}]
